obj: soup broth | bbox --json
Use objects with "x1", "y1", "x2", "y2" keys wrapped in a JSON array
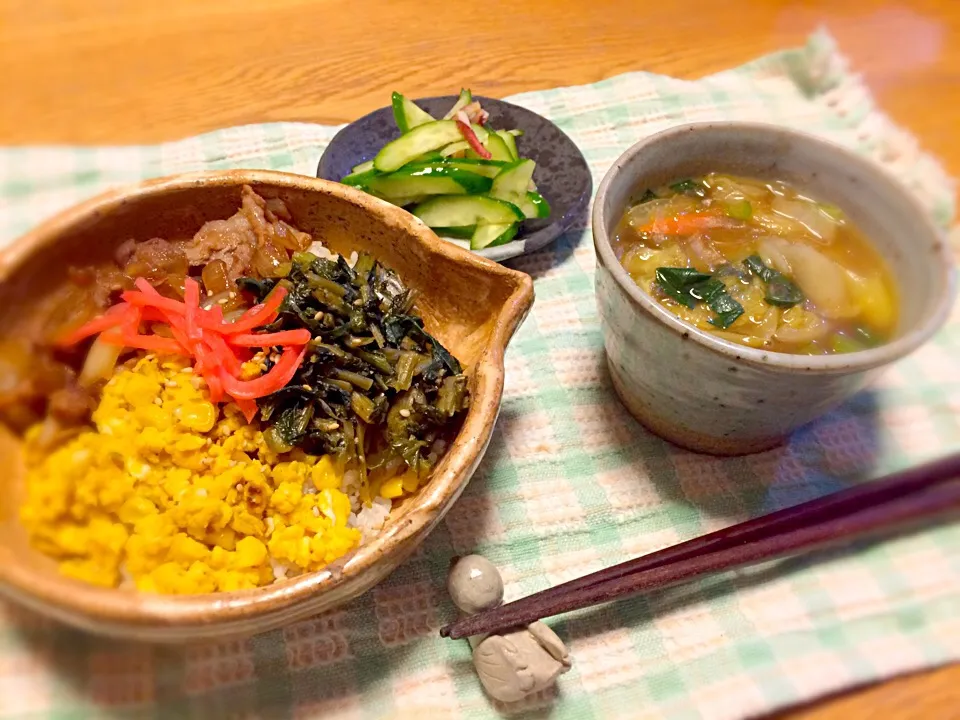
[{"x1": 612, "y1": 173, "x2": 898, "y2": 354}]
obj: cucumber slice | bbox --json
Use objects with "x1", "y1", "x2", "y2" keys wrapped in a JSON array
[
  {"x1": 369, "y1": 175, "x2": 466, "y2": 199},
  {"x1": 440, "y1": 236, "x2": 472, "y2": 251},
  {"x1": 412, "y1": 150, "x2": 444, "y2": 163},
  {"x1": 490, "y1": 159, "x2": 536, "y2": 208},
  {"x1": 439, "y1": 140, "x2": 471, "y2": 157},
  {"x1": 484, "y1": 133, "x2": 513, "y2": 162},
  {"x1": 413, "y1": 195, "x2": 524, "y2": 228},
  {"x1": 351, "y1": 159, "x2": 374, "y2": 174},
  {"x1": 443, "y1": 88, "x2": 473, "y2": 120},
  {"x1": 430, "y1": 225, "x2": 476, "y2": 239},
  {"x1": 470, "y1": 124, "x2": 490, "y2": 144},
  {"x1": 518, "y1": 191, "x2": 551, "y2": 220},
  {"x1": 404, "y1": 159, "x2": 506, "y2": 179},
  {"x1": 496, "y1": 130, "x2": 519, "y2": 161},
  {"x1": 391, "y1": 92, "x2": 435, "y2": 134},
  {"x1": 379, "y1": 194, "x2": 429, "y2": 207},
  {"x1": 341, "y1": 168, "x2": 378, "y2": 187},
  {"x1": 367, "y1": 166, "x2": 492, "y2": 198},
  {"x1": 374, "y1": 121, "x2": 463, "y2": 172},
  {"x1": 471, "y1": 222, "x2": 519, "y2": 250}
]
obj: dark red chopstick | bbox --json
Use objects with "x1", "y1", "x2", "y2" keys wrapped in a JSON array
[{"x1": 440, "y1": 452, "x2": 960, "y2": 640}]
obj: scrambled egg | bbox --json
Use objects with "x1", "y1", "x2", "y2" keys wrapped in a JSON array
[{"x1": 20, "y1": 355, "x2": 364, "y2": 594}]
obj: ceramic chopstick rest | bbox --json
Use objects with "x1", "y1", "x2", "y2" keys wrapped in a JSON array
[{"x1": 447, "y1": 554, "x2": 572, "y2": 702}]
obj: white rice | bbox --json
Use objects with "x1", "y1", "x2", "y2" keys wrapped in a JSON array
[
  {"x1": 342, "y1": 469, "x2": 362, "y2": 513},
  {"x1": 307, "y1": 241, "x2": 337, "y2": 260},
  {"x1": 348, "y1": 496, "x2": 392, "y2": 543},
  {"x1": 270, "y1": 558, "x2": 302, "y2": 581},
  {"x1": 304, "y1": 241, "x2": 358, "y2": 268}
]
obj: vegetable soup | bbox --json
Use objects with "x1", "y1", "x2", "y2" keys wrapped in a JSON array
[{"x1": 612, "y1": 173, "x2": 898, "y2": 354}]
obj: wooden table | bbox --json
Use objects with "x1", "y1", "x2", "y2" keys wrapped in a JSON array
[{"x1": 1, "y1": 0, "x2": 957, "y2": 716}]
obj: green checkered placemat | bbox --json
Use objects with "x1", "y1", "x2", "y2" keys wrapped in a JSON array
[{"x1": 1, "y1": 30, "x2": 958, "y2": 720}]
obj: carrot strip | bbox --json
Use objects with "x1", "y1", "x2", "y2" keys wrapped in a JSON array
[
  {"x1": 219, "y1": 344, "x2": 307, "y2": 400},
  {"x1": 637, "y1": 212, "x2": 732, "y2": 236},
  {"x1": 456, "y1": 117, "x2": 492, "y2": 159},
  {"x1": 228, "y1": 329, "x2": 312, "y2": 347}
]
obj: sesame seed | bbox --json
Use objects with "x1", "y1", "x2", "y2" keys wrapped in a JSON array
[
  {"x1": 353, "y1": 298, "x2": 363, "y2": 306},
  {"x1": 302, "y1": 384, "x2": 313, "y2": 391},
  {"x1": 399, "y1": 409, "x2": 411, "y2": 418},
  {"x1": 165, "y1": 380, "x2": 178, "y2": 388},
  {"x1": 153, "y1": 398, "x2": 162, "y2": 406},
  {"x1": 207, "y1": 290, "x2": 213, "y2": 297},
  {"x1": 229, "y1": 292, "x2": 237, "y2": 299},
  {"x1": 313, "y1": 311, "x2": 324, "y2": 320},
  {"x1": 181, "y1": 367, "x2": 194, "y2": 375},
  {"x1": 312, "y1": 507, "x2": 320, "y2": 517},
  {"x1": 217, "y1": 297, "x2": 228, "y2": 305}
]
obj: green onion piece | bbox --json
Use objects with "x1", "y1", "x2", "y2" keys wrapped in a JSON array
[{"x1": 724, "y1": 199, "x2": 753, "y2": 221}]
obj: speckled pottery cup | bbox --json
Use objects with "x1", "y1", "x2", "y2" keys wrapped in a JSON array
[{"x1": 593, "y1": 122, "x2": 956, "y2": 455}]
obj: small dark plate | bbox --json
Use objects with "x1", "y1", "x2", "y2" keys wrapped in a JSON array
[{"x1": 317, "y1": 95, "x2": 592, "y2": 263}]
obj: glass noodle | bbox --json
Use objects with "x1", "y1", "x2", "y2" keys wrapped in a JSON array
[{"x1": 612, "y1": 174, "x2": 898, "y2": 355}]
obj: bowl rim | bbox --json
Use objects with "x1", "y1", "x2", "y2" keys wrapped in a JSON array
[
  {"x1": 316, "y1": 94, "x2": 593, "y2": 264},
  {"x1": 592, "y1": 121, "x2": 957, "y2": 374},
  {"x1": 0, "y1": 169, "x2": 534, "y2": 639}
]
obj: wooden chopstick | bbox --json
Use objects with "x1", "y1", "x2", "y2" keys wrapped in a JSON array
[{"x1": 441, "y1": 452, "x2": 960, "y2": 640}]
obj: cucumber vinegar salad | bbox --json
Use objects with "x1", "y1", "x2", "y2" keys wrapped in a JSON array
[{"x1": 341, "y1": 89, "x2": 551, "y2": 250}]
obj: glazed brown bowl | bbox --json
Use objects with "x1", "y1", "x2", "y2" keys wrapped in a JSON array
[{"x1": 0, "y1": 170, "x2": 534, "y2": 641}]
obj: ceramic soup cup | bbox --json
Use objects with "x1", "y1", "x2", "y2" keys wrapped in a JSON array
[{"x1": 593, "y1": 122, "x2": 955, "y2": 455}]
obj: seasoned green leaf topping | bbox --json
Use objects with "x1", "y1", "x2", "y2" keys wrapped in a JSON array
[{"x1": 238, "y1": 251, "x2": 470, "y2": 478}]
